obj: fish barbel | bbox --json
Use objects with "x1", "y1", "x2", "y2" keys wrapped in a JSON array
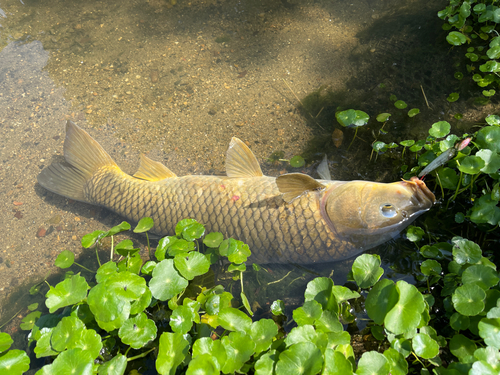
[{"x1": 37, "y1": 121, "x2": 435, "y2": 264}]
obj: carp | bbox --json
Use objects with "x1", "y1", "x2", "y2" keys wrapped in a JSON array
[{"x1": 37, "y1": 121, "x2": 435, "y2": 263}]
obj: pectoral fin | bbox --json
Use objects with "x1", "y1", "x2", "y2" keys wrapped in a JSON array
[
  {"x1": 133, "y1": 154, "x2": 177, "y2": 181},
  {"x1": 226, "y1": 137, "x2": 263, "y2": 178},
  {"x1": 276, "y1": 173, "x2": 326, "y2": 203}
]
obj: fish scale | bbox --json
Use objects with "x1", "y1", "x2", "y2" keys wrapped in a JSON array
[
  {"x1": 37, "y1": 121, "x2": 435, "y2": 264},
  {"x1": 83, "y1": 167, "x2": 342, "y2": 264}
]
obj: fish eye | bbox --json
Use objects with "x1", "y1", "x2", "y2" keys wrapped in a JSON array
[{"x1": 380, "y1": 203, "x2": 397, "y2": 218}]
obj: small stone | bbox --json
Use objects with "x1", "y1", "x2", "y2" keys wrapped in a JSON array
[
  {"x1": 72, "y1": 235, "x2": 77, "y2": 240},
  {"x1": 37, "y1": 227, "x2": 46, "y2": 237},
  {"x1": 74, "y1": 217, "x2": 81, "y2": 221},
  {"x1": 13, "y1": 201, "x2": 23, "y2": 206},
  {"x1": 47, "y1": 214, "x2": 62, "y2": 224},
  {"x1": 14, "y1": 211, "x2": 23, "y2": 219}
]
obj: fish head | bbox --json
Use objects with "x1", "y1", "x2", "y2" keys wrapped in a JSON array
[{"x1": 321, "y1": 176, "x2": 435, "y2": 249}]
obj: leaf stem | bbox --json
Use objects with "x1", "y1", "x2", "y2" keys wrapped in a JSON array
[
  {"x1": 127, "y1": 348, "x2": 155, "y2": 362},
  {"x1": 74, "y1": 262, "x2": 96, "y2": 273}
]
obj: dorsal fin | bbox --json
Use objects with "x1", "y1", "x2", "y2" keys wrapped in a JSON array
[
  {"x1": 226, "y1": 137, "x2": 263, "y2": 178},
  {"x1": 276, "y1": 173, "x2": 326, "y2": 203},
  {"x1": 133, "y1": 154, "x2": 177, "y2": 181}
]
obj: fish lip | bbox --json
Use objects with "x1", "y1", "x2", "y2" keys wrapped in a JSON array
[{"x1": 406, "y1": 176, "x2": 436, "y2": 208}]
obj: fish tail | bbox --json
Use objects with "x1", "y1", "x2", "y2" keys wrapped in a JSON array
[{"x1": 37, "y1": 120, "x2": 118, "y2": 202}]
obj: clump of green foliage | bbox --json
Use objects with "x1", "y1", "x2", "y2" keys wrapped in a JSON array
[
  {"x1": 439, "y1": 0, "x2": 500, "y2": 102},
  {"x1": 1, "y1": 209, "x2": 500, "y2": 373}
]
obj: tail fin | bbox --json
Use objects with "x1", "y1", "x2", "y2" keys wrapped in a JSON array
[{"x1": 37, "y1": 121, "x2": 118, "y2": 202}]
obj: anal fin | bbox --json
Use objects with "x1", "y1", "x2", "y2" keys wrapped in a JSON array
[
  {"x1": 133, "y1": 154, "x2": 177, "y2": 181},
  {"x1": 276, "y1": 173, "x2": 326, "y2": 203},
  {"x1": 226, "y1": 137, "x2": 263, "y2": 178}
]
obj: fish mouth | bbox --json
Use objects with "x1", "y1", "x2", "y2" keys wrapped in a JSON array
[{"x1": 403, "y1": 176, "x2": 436, "y2": 208}]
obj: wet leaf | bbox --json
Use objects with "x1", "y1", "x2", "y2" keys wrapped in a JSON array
[
  {"x1": 175, "y1": 218, "x2": 198, "y2": 236},
  {"x1": 304, "y1": 277, "x2": 337, "y2": 312},
  {"x1": 462, "y1": 265, "x2": 499, "y2": 290},
  {"x1": 45, "y1": 274, "x2": 89, "y2": 313},
  {"x1": 50, "y1": 316, "x2": 85, "y2": 352},
  {"x1": 39, "y1": 348, "x2": 93, "y2": 375},
  {"x1": 365, "y1": 279, "x2": 398, "y2": 324},
  {"x1": 271, "y1": 300, "x2": 285, "y2": 315},
  {"x1": 429, "y1": 121, "x2": 451, "y2": 138},
  {"x1": 408, "y1": 108, "x2": 420, "y2": 117},
  {"x1": 315, "y1": 310, "x2": 343, "y2": 333},
  {"x1": 108, "y1": 221, "x2": 132, "y2": 236},
  {"x1": 275, "y1": 342, "x2": 323, "y2": 375},
  {"x1": 97, "y1": 354, "x2": 127, "y2": 375},
  {"x1": 452, "y1": 284, "x2": 486, "y2": 316},
  {"x1": 385, "y1": 281, "x2": 425, "y2": 335},
  {"x1": 293, "y1": 300, "x2": 322, "y2": 326},
  {"x1": 477, "y1": 149, "x2": 500, "y2": 174},
  {"x1": 182, "y1": 222, "x2": 205, "y2": 241},
  {"x1": 290, "y1": 155, "x2": 305, "y2": 168},
  {"x1": 479, "y1": 318, "x2": 500, "y2": 349},
  {"x1": 459, "y1": 155, "x2": 485, "y2": 174},
  {"x1": 221, "y1": 331, "x2": 256, "y2": 373},
  {"x1": 87, "y1": 283, "x2": 130, "y2": 332},
  {"x1": 133, "y1": 217, "x2": 154, "y2": 233},
  {"x1": 447, "y1": 92, "x2": 460, "y2": 102},
  {"x1": 477, "y1": 126, "x2": 500, "y2": 153},
  {"x1": 394, "y1": 100, "x2": 407, "y2": 109},
  {"x1": 0, "y1": 334, "x2": 13, "y2": 354},
  {"x1": 149, "y1": 259, "x2": 188, "y2": 301},
  {"x1": 352, "y1": 254, "x2": 384, "y2": 289},
  {"x1": 486, "y1": 115, "x2": 500, "y2": 126},
  {"x1": 186, "y1": 353, "x2": 219, "y2": 375},
  {"x1": 219, "y1": 239, "x2": 251, "y2": 264},
  {"x1": 203, "y1": 232, "x2": 223, "y2": 248},
  {"x1": 406, "y1": 225, "x2": 425, "y2": 242},
  {"x1": 169, "y1": 305, "x2": 195, "y2": 334},
  {"x1": 141, "y1": 260, "x2": 156, "y2": 275},
  {"x1": 450, "y1": 334, "x2": 477, "y2": 360},
  {"x1": 323, "y1": 349, "x2": 353, "y2": 374},
  {"x1": 447, "y1": 31, "x2": 467, "y2": 45},
  {"x1": 174, "y1": 251, "x2": 210, "y2": 280},
  {"x1": 471, "y1": 194, "x2": 500, "y2": 225},
  {"x1": 20, "y1": 311, "x2": 41, "y2": 331},
  {"x1": 412, "y1": 333, "x2": 439, "y2": 359},
  {"x1": 218, "y1": 307, "x2": 252, "y2": 332},
  {"x1": 119, "y1": 312, "x2": 157, "y2": 349},
  {"x1": 450, "y1": 312, "x2": 470, "y2": 331},
  {"x1": 81, "y1": 230, "x2": 107, "y2": 248},
  {"x1": 452, "y1": 237, "x2": 482, "y2": 264},
  {"x1": 0, "y1": 349, "x2": 30, "y2": 374},
  {"x1": 156, "y1": 332, "x2": 189, "y2": 375},
  {"x1": 55, "y1": 250, "x2": 75, "y2": 269},
  {"x1": 249, "y1": 319, "x2": 278, "y2": 354},
  {"x1": 356, "y1": 351, "x2": 390, "y2": 375},
  {"x1": 400, "y1": 140, "x2": 415, "y2": 147},
  {"x1": 376, "y1": 113, "x2": 391, "y2": 122},
  {"x1": 383, "y1": 348, "x2": 408, "y2": 375},
  {"x1": 421, "y1": 260, "x2": 442, "y2": 276}
]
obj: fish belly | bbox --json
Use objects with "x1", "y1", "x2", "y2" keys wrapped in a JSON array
[{"x1": 83, "y1": 168, "x2": 347, "y2": 264}]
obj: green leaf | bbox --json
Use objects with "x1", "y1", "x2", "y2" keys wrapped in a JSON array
[
  {"x1": 450, "y1": 312, "x2": 470, "y2": 331},
  {"x1": 408, "y1": 108, "x2": 420, "y2": 117},
  {"x1": 275, "y1": 342, "x2": 323, "y2": 375},
  {"x1": 108, "y1": 221, "x2": 132, "y2": 236},
  {"x1": 376, "y1": 113, "x2": 391, "y2": 122},
  {"x1": 0, "y1": 333, "x2": 13, "y2": 354},
  {"x1": 55, "y1": 250, "x2": 75, "y2": 269},
  {"x1": 141, "y1": 261, "x2": 156, "y2": 275},
  {"x1": 174, "y1": 252, "x2": 211, "y2": 280},
  {"x1": 249, "y1": 319, "x2": 279, "y2": 354},
  {"x1": 290, "y1": 155, "x2": 305, "y2": 168},
  {"x1": 114, "y1": 239, "x2": 139, "y2": 256},
  {"x1": 51, "y1": 316, "x2": 85, "y2": 352},
  {"x1": 271, "y1": 300, "x2": 285, "y2": 315},
  {"x1": 192, "y1": 338, "x2": 226, "y2": 371},
  {"x1": 446, "y1": 31, "x2": 467, "y2": 45},
  {"x1": 218, "y1": 307, "x2": 252, "y2": 332},
  {"x1": 133, "y1": 217, "x2": 154, "y2": 233},
  {"x1": 462, "y1": 265, "x2": 499, "y2": 290},
  {"x1": 429, "y1": 121, "x2": 451, "y2": 138},
  {"x1": 156, "y1": 332, "x2": 189, "y2": 375},
  {"x1": 221, "y1": 331, "x2": 256, "y2": 373},
  {"x1": 477, "y1": 149, "x2": 500, "y2": 174},
  {"x1": 470, "y1": 194, "x2": 500, "y2": 225},
  {"x1": 97, "y1": 354, "x2": 127, "y2": 375},
  {"x1": 169, "y1": 305, "x2": 196, "y2": 334},
  {"x1": 219, "y1": 239, "x2": 251, "y2": 264},
  {"x1": 406, "y1": 225, "x2": 424, "y2": 242},
  {"x1": 450, "y1": 334, "x2": 477, "y2": 360},
  {"x1": 421, "y1": 260, "x2": 442, "y2": 276},
  {"x1": 394, "y1": 100, "x2": 407, "y2": 109},
  {"x1": 452, "y1": 237, "x2": 482, "y2": 264},
  {"x1": 437, "y1": 168, "x2": 459, "y2": 189},
  {"x1": 304, "y1": 277, "x2": 337, "y2": 312},
  {"x1": 203, "y1": 232, "x2": 224, "y2": 248},
  {"x1": 175, "y1": 218, "x2": 198, "y2": 236},
  {"x1": 182, "y1": 222, "x2": 205, "y2": 241},
  {"x1": 412, "y1": 333, "x2": 439, "y2": 359},
  {"x1": 479, "y1": 318, "x2": 500, "y2": 349},
  {"x1": 45, "y1": 274, "x2": 89, "y2": 313},
  {"x1": 400, "y1": 140, "x2": 415, "y2": 147},
  {"x1": 385, "y1": 281, "x2": 425, "y2": 335},
  {"x1": 293, "y1": 300, "x2": 323, "y2": 326},
  {"x1": 452, "y1": 284, "x2": 486, "y2": 316},
  {"x1": 87, "y1": 283, "x2": 130, "y2": 332},
  {"x1": 186, "y1": 353, "x2": 219, "y2": 375},
  {"x1": 477, "y1": 126, "x2": 500, "y2": 153},
  {"x1": 352, "y1": 254, "x2": 384, "y2": 289},
  {"x1": 81, "y1": 230, "x2": 107, "y2": 248},
  {"x1": 486, "y1": 115, "x2": 500, "y2": 126},
  {"x1": 40, "y1": 348, "x2": 93, "y2": 375},
  {"x1": 149, "y1": 259, "x2": 188, "y2": 301},
  {"x1": 323, "y1": 349, "x2": 353, "y2": 375},
  {"x1": 365, "y1": 279, "x2": 398, "y2": 324},
  {"x1": 20, "y1": 311, "x2": 41, "y2": 331},
  {"x1": 447, "y1": 92, "x2": 460, "y2": 102},
  {"x1": 459, "y1": 156, "x2": 485, "y2": 174},
  {"x1": 356, "y1": 351, "x2": 390, "y2": 375},
  {"x1": 0, "y1": 350, "x2": 30, "y2": 374},
  {"x1": 119, "y1": 312, "x2": 157, "y2": 349},
  {"x1": 383, "y1": 348, "x2": 408, "y2": 375}
]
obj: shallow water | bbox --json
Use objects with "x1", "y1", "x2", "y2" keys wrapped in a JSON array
[{"x1": 0, "y1": 0, "x2": 479, "y2": 336}]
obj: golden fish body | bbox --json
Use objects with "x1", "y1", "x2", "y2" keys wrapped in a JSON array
[{"x1": 38, "y1": 121, "x2": 435, "y2": 264}]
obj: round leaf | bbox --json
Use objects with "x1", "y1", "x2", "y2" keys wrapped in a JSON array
[
  {"x1": 46, "y1": 274, "x2": 89, "y2": 314},
  {"x1": 98, "y1": 354, "x2": 127, "y2": 375},
  {"x1": 275, "y1": 342, "x2": 323, "y2": 375},
  {"x1": 290, "y1": 155, "x2": 305, "y2": 168},
  {"x1": 156, "y1": 332, "x2": 189, "y2": 375},
  {"x1": 394, "y1": 100, "x2": 407, "y2": 109},
  {"x1": 485, "y1": 115, "x2": 500, "y2": 126},
  {"x1": 133, "y1": 217, "x2": 154, "y2": 233},
  {"x1": 352, "y1": 254, "x2": 384, "y2": 289},
  {"x1": 182, "y1": 222, "x2": 205, "y2": 241},
  {"x1": 462, "y1": 264, "x2": 500, "y2": 290},
  {"x1": 174, "y1": 251, "x2": 210, "y2": 280},
  {"x1": 249, "y1": 319, "x2": 279, "y2": 354},
  {"x1": 450, "y1": 334, "x2": 477, "y2": 360},
  {"x1": 412, "y1": 333, "x2": 439, "y2": 359},
  {"x1": 0, "y1": 334, "x2": 13, "y2": 354},
  {"x1": 55, "y1": 250, "x2": 75, "y2": 269},
  {"x1": 149, "y1": 259, "x2": 188, "y2": 301},
  {"x1": 119, "y1": 312, "x2": 157, "y2": 349},
  {"x1": 385, "y1": 281, "x2": 426, "y2": 335},
  {"x1": 203, "y1": 232, "x2": 223, "y2": 248},
  {"x1": 376, "y1": 113, "x2": 391, "y2": 122},
  {"x1": 458, "y1": 156, "x2": 485, "y2": 174},
  {"x1": 324, "y1": 349, "x2": 353, "y2": 375},
  {"x1": 408, "y1": 108, "x2": 420, "y2": 117},
  {"x1": 429, "y1": 121, "x2": 451, "y2": 138},
  {"x1": 293, "y1": 300, "x2": 322, "y2": 326},
  {"x1": 218, "y1": 307, "x2": 252, "y2": 332},
  {"x1": 477, "y1": 126, "x2": 500, "y2": 153},
  {"x1": 365, "y1": 279, "x2": 398, "y2": 325},
  {"x1": 356, "y1": 351, "x2": 390, "y2": 375},
  {"x1": 478, "y1": 318, "x2": 500, "y2": 349},
  {"x1": 452, "y1": 284, "x2": 486, "y2": 316},
  {"x1": 477, "y1": 149, "x2": 500, "y2": 174},
  {"x1": 0, "y1": 350, "x2": 30, "y2": 374},
  {"x1": 452, "y1": 237, "x2": 482, "y2": 264},
  {"x1": 447, "y1": 31, "x2": 467, "y2": 45}
]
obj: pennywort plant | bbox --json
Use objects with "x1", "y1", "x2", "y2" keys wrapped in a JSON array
[{"x1": 1, "y1": 215, "x2": 499, "y2": 374}]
